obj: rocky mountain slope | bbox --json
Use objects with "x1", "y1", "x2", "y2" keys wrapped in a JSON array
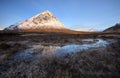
[
  {"x1": 4, "y1": 11, "x2": 67, "y2": 31},
  {"x1": 104, "y1": 23, "x2": 120, "y2": 33}
]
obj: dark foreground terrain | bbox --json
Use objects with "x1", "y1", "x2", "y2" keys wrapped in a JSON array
[{"x1": 0, "y1": 32, "x2": 120, "y2": 78}]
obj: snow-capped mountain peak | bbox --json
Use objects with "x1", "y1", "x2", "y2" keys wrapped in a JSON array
[{"x1": 5, "y1": 10, "x2": 67, "y2": 30}]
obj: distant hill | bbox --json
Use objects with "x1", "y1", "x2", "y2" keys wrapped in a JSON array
[
  {"x1": 75, "y1": 28, "x2": 94, "y2": 32},
  {"x1": 103, "y1": 23, "x2": 120, "y2": 33}
]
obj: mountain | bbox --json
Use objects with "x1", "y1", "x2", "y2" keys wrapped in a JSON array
[
  {"x1": 0, "y1": 28, "x2": 3, "y2": 30},
  {"x1": 4, "y1": 10, "x2": 67, "y2": 31},
  {"x1": 75, "y1": 28, "x2": 94, "y2": 32},
  {"x1": 4, "y1": 10, "x2": 94, "y2": 34},
  {"x1": 103, "y1": 23, "x2": 120, "y2": 33}
]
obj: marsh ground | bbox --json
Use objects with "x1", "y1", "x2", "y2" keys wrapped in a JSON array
[{"x1": 0, "y1": 33, "x2": 120, "y2": 78}]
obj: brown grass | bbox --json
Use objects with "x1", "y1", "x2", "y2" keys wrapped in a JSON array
[
  {"x1": 0, "y1": 39, "x2": 120, "y2": 78},
  {"x1": 1, "y1": 28, "x2": 103, "y2": 34},
  {"x1": 0, "y1": 32, "x2": 120, "y2": 78},
  {"x1": 0, "y1": 43, "x2": 26, "y2": 63}
]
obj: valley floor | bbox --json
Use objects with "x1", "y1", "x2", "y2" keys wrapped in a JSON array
[{"x1": 0, "y1": 33, "x2": 120, "y2": 78}]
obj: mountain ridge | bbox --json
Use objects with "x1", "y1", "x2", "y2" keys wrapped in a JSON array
[
  {"x1": 103, "y1": 23, "x2": 120, "y2": 33},
  {"x1": 5, "y1": 10, "x2": 67, "y2": 31}
]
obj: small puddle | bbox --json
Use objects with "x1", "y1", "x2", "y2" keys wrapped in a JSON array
[{"x1": 14, "y1": 39, "x2": 111, "y2": 60}]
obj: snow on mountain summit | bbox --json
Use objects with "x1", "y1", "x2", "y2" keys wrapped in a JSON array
[{"x1": 5, "y1": 10, "x2": 67, "y2": 30}]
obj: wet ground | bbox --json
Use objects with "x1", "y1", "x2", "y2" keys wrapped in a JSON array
[
  {"x1": 13, "y1": 39, "x2": 114, "y2": 61},
  {"x1": 0, "y1": 33, "x2": 120, "y2": 78}
]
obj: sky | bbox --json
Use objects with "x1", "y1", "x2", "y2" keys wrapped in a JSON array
[{"x1": 0, "y1": 0, "x2": 120, "y2": 31}]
